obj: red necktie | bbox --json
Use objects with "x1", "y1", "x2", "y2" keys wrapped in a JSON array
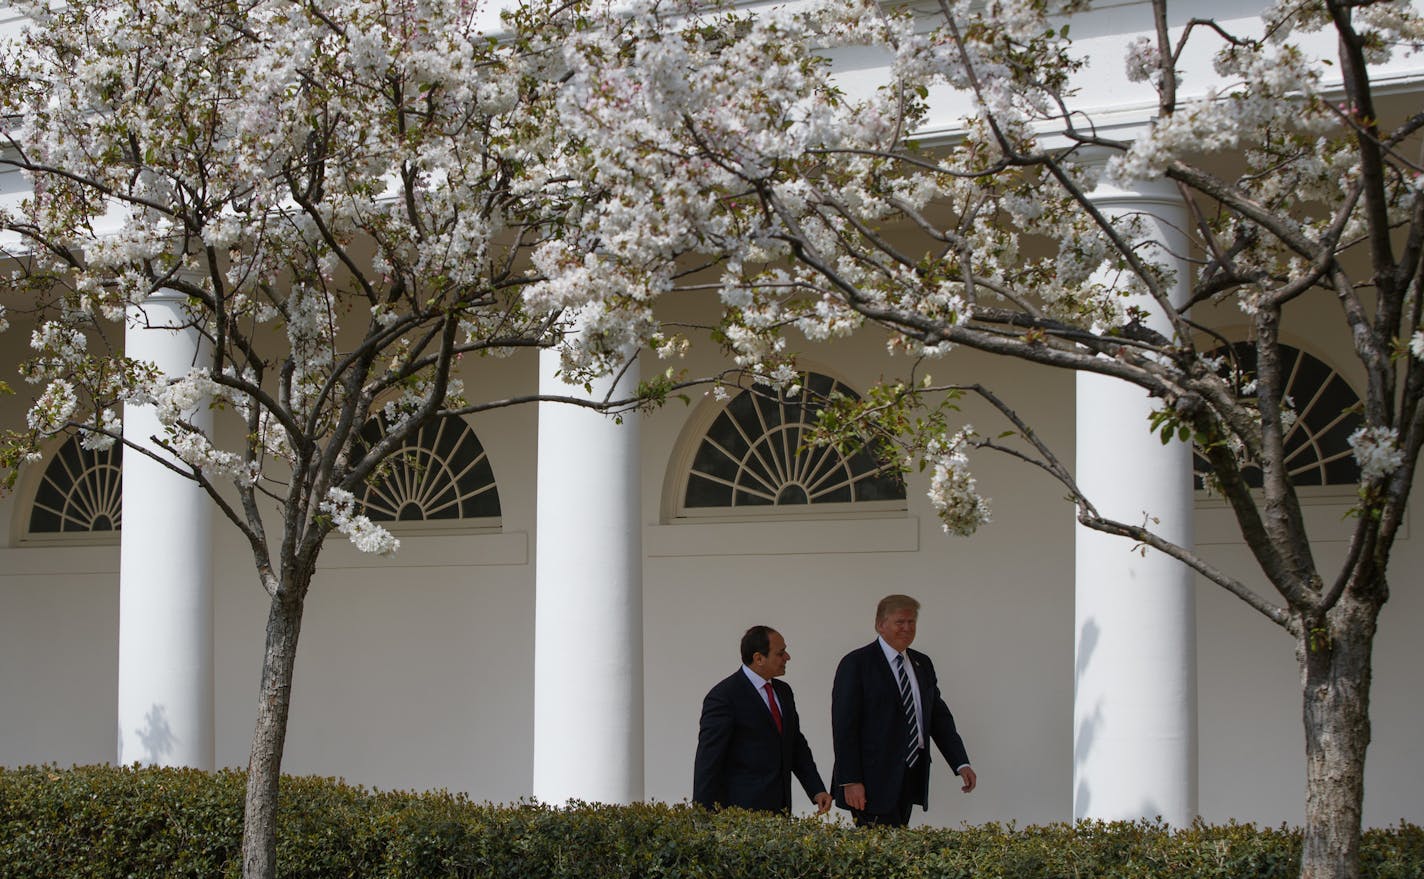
[{"x1": 764, "y1": 682, "x2": 784, "y2": 733}]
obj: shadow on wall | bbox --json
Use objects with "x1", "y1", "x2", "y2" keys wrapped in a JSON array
[
  {"x1": 1072, "y1": 619, "x2": 1166, "y2": 823},
  {"x1": 1074, "y1": 619, "x2": 1099, "y2": 817},
  {"x1": 116, "y1": 704, "x2": 177, "y2": 766}
]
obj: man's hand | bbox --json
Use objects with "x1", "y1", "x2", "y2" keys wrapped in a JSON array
[
  {"x1": 813, "y1": 791, "x2": 833, "y2": 815},
  {"x1": 842, "y1": 782, "x2": 867, "y2": 810},
  {"x1": 959, "y1": 766, "x2": 977, "y2": 793}
]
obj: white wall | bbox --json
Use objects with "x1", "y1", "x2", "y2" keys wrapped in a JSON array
[
  {"x1": 640, "y1": 322, "x2": 1077, "y2": 825},
  {"x1": 0, "y1": 553, "x2": 118, "y2": 765},
  {"x1": 2, "y1": 257, "x2": 1423, "y2": 836},
  {"x1": 211, "y1": 353, "x2": 542, "y2": 801},
  {"x1": 2, "y1": 297, "x2": 1423, "y2": 826}
]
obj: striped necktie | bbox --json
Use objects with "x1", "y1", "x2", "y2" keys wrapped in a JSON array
[{"x1": 895, "y1": 653, "x2": 920, "y2": 766}]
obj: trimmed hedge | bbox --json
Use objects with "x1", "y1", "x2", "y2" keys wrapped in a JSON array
[{"x1": 1, "y1": 765, "x2": 1420, "y2": 878}]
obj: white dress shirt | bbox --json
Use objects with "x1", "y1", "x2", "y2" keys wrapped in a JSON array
[
  {"x1": 741, "y1": 664, "x2": 781, "y2": 717},
  {"x1": 877, "y1": 636, "x2": 925, "y2": 750}
]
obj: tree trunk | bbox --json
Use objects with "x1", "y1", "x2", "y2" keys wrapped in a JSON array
[
  {"x1": 1297, "y1": 590, "x2": 1381, "y2": 879},
  {"x1": 241, "y1": 581, "x2": 310, "y2": 879}
]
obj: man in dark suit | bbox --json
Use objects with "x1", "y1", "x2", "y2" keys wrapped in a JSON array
[
  {"x1": 693, "y1": 625, "x2": 833, "y2": 814},
  {"x1": 831, "y1": 594, "x2": 977, "y2": 827}
]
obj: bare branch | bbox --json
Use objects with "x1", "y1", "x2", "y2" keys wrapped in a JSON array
[{"x1": 956, "y1": 383, "x2": 1289, "y2": 626}]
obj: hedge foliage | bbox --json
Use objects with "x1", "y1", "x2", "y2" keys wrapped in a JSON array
[{"x1": 1, "y1": 765, "x2": 1420, "y2": 878}]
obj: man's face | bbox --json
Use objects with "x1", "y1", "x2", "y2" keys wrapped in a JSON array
[
  {"x1": 876, "y1": 608, "x2": 918, "y2": 653},
  {"x1": 751, "y1": 630, "x2": 790, "y2": 678}
]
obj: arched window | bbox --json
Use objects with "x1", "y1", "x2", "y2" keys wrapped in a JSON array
[
  {"x1": 356, "y1": 414, "x2": 501, "y2": 523},
  {"x1": 1194, "y1": 343, "x2": 1362, "y2": 488},
  {"x1": 681, "y1": 371, "x2": 905, "y2": 512},
  {"x1": 27, "y1": 437, "x2": 123, "y2": 535}
]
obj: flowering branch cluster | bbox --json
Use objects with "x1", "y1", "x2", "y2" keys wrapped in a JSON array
[
  {"x1": 925, "y1": 429, "x2": 991, "y2": 537},
  {"x1": 0, "y1": 0, "x2": 698, "y2": 574},
  {"x1": 543, "y1": 0, "x2": 1422, "y2": 617}
]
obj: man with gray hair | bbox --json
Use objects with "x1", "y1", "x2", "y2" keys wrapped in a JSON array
[{"x1": 832, "y1": 594, "x2": 977, "y2": 826}]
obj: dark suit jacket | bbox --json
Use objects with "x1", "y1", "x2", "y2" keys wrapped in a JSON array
[
  {"x1": 831, "y1": 640, "x2": 970, "y2": 815},
  {"x1": 692, "y1": 669, "x2": 827, "y2": 812}
]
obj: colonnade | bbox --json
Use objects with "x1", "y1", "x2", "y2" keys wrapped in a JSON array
[{"x1": 113, "y1": 179, "x2": 1199, "y2": 824}]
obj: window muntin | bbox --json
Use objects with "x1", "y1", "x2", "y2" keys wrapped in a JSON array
[
  {"x1": 27, "y1": 437, "x2": 123, "y2": 535},
  {"x1": 1194, "y1": 343, "x2": 1362, "y2": 489},
  {"x1": 683, "y1": 372, "x2": 906, "y2": 511},
  {"x1": 357, "y1": 414, "x2": 501, "y2": 523},
  {"x1": 18, "y1": 412, "x2": 503, "y2": 543}
]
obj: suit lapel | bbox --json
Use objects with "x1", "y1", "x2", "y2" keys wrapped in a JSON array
[
  {"x1": 740, "y1": 669, "x2": 782, "y2": 734},
  {"x1": 907, "y1": 649, "x2": 933, "y2": 692},
  {"x1": 869, "y1": 640, "x2": 899, "y2": 696}
]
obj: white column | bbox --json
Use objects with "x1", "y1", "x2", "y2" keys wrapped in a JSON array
[
  {"x1": 1074, "y1": 177, "x2": 1197, "y2": 826},
  {"x1": 533, "y1": 352, "x2": 644, "y2": 803},
  {"x1": 118, "y1": 289, "x2": 214, "y2": 768}
]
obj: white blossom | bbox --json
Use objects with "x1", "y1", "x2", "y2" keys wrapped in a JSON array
[
  {"x1": 768, "y1": 363, "x2": 799, "y2": 388},
  {"x1": 27, "y1": 379, "x2": 78, "y2": 433},
  {"x1": 152, "y1": 370, "x2": 218, "y2": 426},
  {"x1": 27, "y1": 321, "x2": 88, "y2": 381},
  {"x1": 1124, "y1": 35, "x2": 1161, "y2": 85},
  {"x1": 256, "y1": 410, "x2": 294, "y2": 461},
  {"x1": 654, "y1": 334, "x2": 689, "y2": 359},
  {"x1": 925, "y1": 430, "x2": 991, "y2": 536},
  {"x1": 1349, "y1": 425, "x2": 1405, "y2": 482},
  {"x1": 321, "y1": 487, "x2": 400, "y2": 557},
  {"x1": 167, "y1": 429, "x2": 258, "y2": 486},
  {"x1": 78, "y1": 409, "x2": 120, "y2": 451},
  {"x1": 1110, "y1": 44, "x2": 1333, "y2": 185},
  {"x1": 283, "y1": 286, "x2": 338, "y2": 416}
]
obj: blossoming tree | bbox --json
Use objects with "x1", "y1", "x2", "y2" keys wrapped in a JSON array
[
  {"x1": 4, "y1": 0, "x2": 1422, "y2": 874},
  {"x1": 0, "y1": 0, "x2": 697, "y2": 875},
  {"x1": 548, "y1": 0, "x2": 1424, "y2": 877}
]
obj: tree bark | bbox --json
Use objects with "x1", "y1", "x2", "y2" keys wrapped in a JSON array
[
  {"x1": 241, "y1": 577, "x2": 310, "y2": 879},
  {"x1": 1297, "y1": 589, "x2": 1381, "y2": 879}
]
